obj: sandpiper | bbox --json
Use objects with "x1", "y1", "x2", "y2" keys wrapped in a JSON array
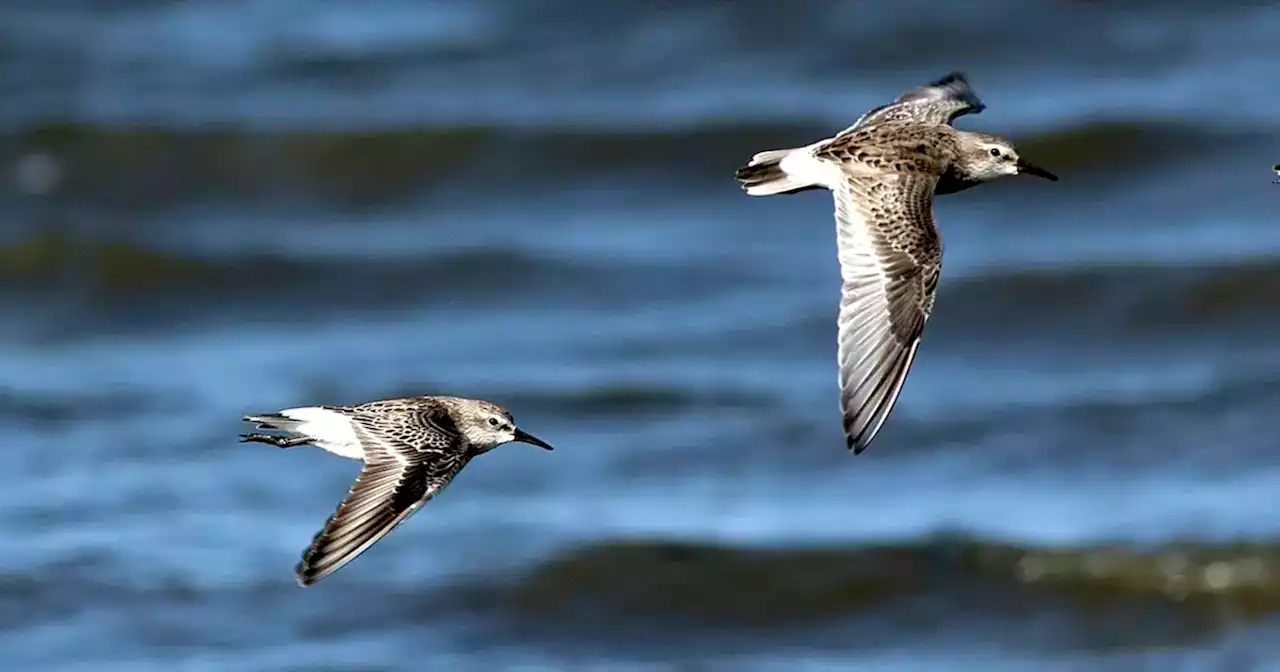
[
  {"x1": 735, "y1": 72, "x2": 1058, "y2": 455},
  {"x1": 241, "y1": 395, "x2": 553, "y2": 586}
]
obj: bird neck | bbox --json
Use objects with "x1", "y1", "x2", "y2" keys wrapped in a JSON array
[{"x1": 934, "y1": 167, "x2": 982, "y2": 195}]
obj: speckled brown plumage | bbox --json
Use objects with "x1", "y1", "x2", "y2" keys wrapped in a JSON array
[
  {"x1": 240, "y1": 395, "x2": 553, "y2": 586},
  {"x1": 734, "y1": 72, "x2": 1058, "y2": 455}
]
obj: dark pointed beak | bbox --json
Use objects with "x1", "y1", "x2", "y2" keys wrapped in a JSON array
[
  {"x1": 513, "y1": 428, "x2": 554, "y2": 451},
  {"x1": 1016, "y1": 159, "x2": 1058, "y2": 182}
]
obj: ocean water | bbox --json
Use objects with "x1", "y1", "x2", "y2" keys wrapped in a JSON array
[{"x1": 3, "y1": 1, "x2": 1280, "y2": 670}]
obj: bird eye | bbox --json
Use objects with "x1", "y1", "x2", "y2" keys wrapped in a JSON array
[
  {"x1": 989, "y1": 148, "x2": 1001, "y2": 157},
  {"x1": 487, "y1": 417, "x2": 500, "y2": 427}
]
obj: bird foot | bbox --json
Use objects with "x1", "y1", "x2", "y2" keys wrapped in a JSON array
[{"x1": 240, "y1": 433, "x2": 309, "y2": 449}]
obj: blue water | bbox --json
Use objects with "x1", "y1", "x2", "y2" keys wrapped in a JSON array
[{"x1": 3, "y1": 1, "x2": 1280, "y2": 670}]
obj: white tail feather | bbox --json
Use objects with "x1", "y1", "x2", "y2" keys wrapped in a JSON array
[
  {"x1": 750, "y1": 148, "x2": 793, "y2": 164},
  {"x1": 275, "y1": 406, "x2": 365, "y2": 460},
  {"x1": 735, "y1": 146, "x2": 827, "y2": 197}
]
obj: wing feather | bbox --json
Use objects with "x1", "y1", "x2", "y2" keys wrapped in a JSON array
[
  {"x1": 294, "y1": 452, "x2": 468, "y2": 586},
  {"x1": 839, "y1": 72, "x2": 985, "y2": 135},
  {"x1": 832, "y1": 172, "x2": 942, "y2": 454},
  {"x1": 293, "y1": 401, "x2": 470, "y2": 586}
]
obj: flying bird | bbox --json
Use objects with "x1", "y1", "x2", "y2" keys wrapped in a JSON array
[
  {"x1": 241, "y1": 395, "x2": 553, "y2": 585},
  {"x1": 735, "y1": 72, "x2": 1058, "y2": 454}
]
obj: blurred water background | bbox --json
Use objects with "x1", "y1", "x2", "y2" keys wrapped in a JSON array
[{"x1": 3, "y1": 1, "x2": 1280, "y2": 670}]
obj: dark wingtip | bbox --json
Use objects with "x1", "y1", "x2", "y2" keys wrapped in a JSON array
[
  {"x1": 922, "y1": 71, "x2": 985, "y2": 115},
  {"x1": 735, "y1": 160, "x2": 780, "y2": 186},
  {"x1": 294, "y1": 563, "x2": 319, "y2": 587},
  {"x1": 845, "y1": 430, "x2": 870, "y2": 455},
  {"x1": 929, "y1": 71, "x2": 969, "y2": 87}
]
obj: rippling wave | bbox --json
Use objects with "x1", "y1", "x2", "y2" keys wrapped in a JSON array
[
  {"x1": 7, "y1": 534, "x2": 1275, "y2": 649},
  {"x1": 0, "y1": 230, "x2": 759, "y2": 333},
  {"x1": 4, "y1": 2, "x2": 1279, "y2": 668},
  {"x1": 448, "y1": 535, "x2": 1280, "y2": 631},
  {"x1": 938, "y1": 257, "x2": 1280, "y2": 341},
  {"x1": 5, "y1": 118, "x2": 1260, "y2": 207},
  {"x1": 8, "y1": 230, "x2": 1280, "y2": 344}
]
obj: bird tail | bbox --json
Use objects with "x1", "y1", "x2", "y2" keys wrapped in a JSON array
[
  {"x1": 243, "y1": 412, "x2": 306, "y2": 433},
  {"x1": 734, "y1": 148, "x2": 824, "y2": 196}
]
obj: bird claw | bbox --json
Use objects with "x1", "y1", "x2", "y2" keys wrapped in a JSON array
[{"x1": 240, "y1": 433, "x2": 307, "y2": 448}]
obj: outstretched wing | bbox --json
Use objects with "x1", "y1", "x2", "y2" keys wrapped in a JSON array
[
  {"x1": 294, "y1": 402, "x2": 469, "y2": 586},
  {"x1": 832, "y1": 171, "x2": 943, "y2": 454},
  {"x1": 294, "y1": 449, "x2": 469, "y2": 586},
  {"x1": 841, "y1": 72, "x2": 985, "y2": 135}
]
